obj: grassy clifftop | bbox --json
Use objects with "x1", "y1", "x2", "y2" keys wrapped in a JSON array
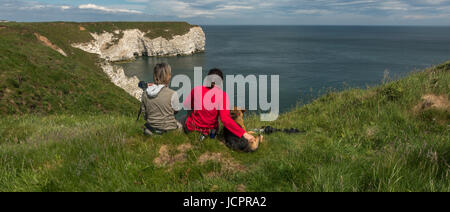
[
  {"x1": 0, "y1": 62, "x2": 448, "y2": 191},
  {"x1": 0, "y1": 22, "x2": 196, "y2": 115},
  {"x1": 81, "y1": 22, "x2": 195, "y2": 39}
]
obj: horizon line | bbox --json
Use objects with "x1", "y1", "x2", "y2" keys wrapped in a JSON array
[{"x1": 2, "y1": 20, "x2": 450, "y2": 27}]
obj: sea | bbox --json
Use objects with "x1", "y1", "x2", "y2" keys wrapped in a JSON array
[{"x1": 119, "y1": 26, "x2": 450, "y2": 113}]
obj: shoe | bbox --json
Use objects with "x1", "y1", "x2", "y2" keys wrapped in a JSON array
[{"x1": 144, "y1": 128, "x2": 153, "y2": 136}]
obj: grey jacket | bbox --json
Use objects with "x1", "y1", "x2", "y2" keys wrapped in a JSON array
[{"x1": 140, "y1": 85, "x2": 181, "y2": 131}]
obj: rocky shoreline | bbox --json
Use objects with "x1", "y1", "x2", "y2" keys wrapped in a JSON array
[{"x1": 72, "y1": 26, "x2": 206, "y2": 100}]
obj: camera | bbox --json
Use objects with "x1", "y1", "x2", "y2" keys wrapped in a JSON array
[{"x1": 138, "y1": 81, "x2": 149, "y2": 91}]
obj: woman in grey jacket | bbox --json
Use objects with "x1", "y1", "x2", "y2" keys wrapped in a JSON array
[{"x1": 140, "y1": 63, "x2": 182, "y2": 135}]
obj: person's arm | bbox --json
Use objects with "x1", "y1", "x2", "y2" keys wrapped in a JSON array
[
  {"x1": 171, "y1": 92, "x2": 182, "y2": 115},
  {"x1": 219, "y1": 109, "x2": 245, "y2": 137},
  {"x1": 183, "y1": 88, "x2": 194, "y2": 111}
]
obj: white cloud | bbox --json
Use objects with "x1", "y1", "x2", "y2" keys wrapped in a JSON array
[
  {"x1": 330, "y1": 0, "x2": 376, "y2": 6},
  {"x1": 18, "y1": 3, "x2": 71, "y2": 11},
  {"x1": 146, "y1": 0, "x2": 258, "y2": 18},
  {"x1": 377, "y1": 1, "x2": 410, "y2": 11},
  {"x1": 126, "y1": 0, "x2": 149, "y2": 2},
  {"x1": 2, "y1": 0, "x2": 450, "y2": 25},
  {"x1": 78, "y1": 4, "x2": 143, "y2": 14},
  {"x1": 293, "y1": 9, "x2": 332, "y2": 15},
  {"x1": 421, "y1": 0, "x2": 446, "y2": 5},
  {"x1": 403, "y1": 13, "x2": 449, "y2": 20},
  {"x1": 60, "y1": 6, "x2": 71, "y2": 10},
  {"x1": 216, "y1": 5, "x2": 254, "y2": 11}
]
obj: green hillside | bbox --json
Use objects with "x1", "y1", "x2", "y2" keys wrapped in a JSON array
[
  {"x1": 0, "y1": 57, "x2": 448, "y2": 191},
  {"x1": 0, "y1": 22, "x2": 194, "y2": 115}
]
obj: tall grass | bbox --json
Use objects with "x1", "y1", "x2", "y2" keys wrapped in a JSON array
[{"x1": 1, "y1": 62, "x2": 448, "y2": 192}]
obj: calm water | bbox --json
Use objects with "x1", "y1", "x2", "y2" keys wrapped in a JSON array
[{"x1": 120, "y1": 26, "x2": 450, "y2": 113}]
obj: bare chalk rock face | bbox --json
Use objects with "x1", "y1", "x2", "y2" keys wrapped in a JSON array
[
  {"x1": 100, "y1": 62, "x2": 143, "y2": 100},
  {"x1": 72, "y1": 26, "x2": 206, "y2": 100}
]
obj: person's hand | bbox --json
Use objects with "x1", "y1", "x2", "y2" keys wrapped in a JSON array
[{"x1": 243, "y1": 132, "x2": 256, "y2": 143}]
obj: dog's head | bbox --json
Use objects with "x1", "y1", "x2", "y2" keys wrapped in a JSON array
[
  {"x1": 230, "y1": 107, "x2": 246, "y2": 130},
  {"x1": 230, "y1": 106, "x2": 246, "y2": 120}
]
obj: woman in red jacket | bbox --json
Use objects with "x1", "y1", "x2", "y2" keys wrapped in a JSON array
[{"x1": 182, "y1": 68, "x2": 256, "y2": 150}]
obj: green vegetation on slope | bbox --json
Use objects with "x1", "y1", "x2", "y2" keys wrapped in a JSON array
[
  {"x1": 0, "y1": 22, "x2": 196, "y2": 115},
  {"x1": 1, "y1": 62, "x2": 448, "y2": 192},
  {"x1": 82, "y1": 22, "x2": 194, "y2": 39}
]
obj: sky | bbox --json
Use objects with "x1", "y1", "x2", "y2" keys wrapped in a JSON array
[{"x1": 1, "y1": 0, "x2": 449, "y2": 25}]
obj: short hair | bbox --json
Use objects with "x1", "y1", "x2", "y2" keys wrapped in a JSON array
[
  {"x1": 206, "y1": 68, "x2": 224, "y2": 89},
  {"x1": 208, "y1": 68, "x2": 224, "y2": 80},
  {"x1": 153, "y1": 63, "x2": 172, "y2": 85}
]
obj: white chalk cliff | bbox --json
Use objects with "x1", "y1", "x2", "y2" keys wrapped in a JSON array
[{"x1": 72, "y1": 26, "x2": 206, "y2": 100}]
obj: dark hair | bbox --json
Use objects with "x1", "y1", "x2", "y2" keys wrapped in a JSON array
[
  {"x1": 206, "y1": 68, "x2": 224, "y2": 89},
  {"x1": 208, "y1": 68, "x2": 224, "y2": 80}
]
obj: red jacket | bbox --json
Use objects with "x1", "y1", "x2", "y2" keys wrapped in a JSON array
[{"x1": 184, "y1": 86, "x2": 245, "y2": 138}]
